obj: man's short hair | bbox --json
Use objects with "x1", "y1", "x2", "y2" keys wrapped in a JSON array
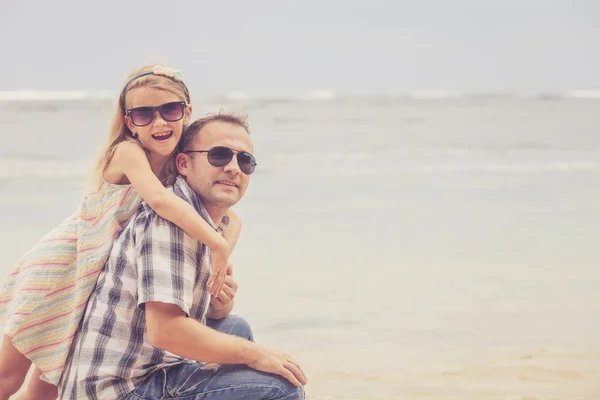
[{"x1": 179, "y1": 110, "x2": 250, "y2": 152}]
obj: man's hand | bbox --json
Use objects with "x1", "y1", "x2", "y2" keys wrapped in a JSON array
[
  {"x1": 248, "y1": 347, "x2": 308, "y2": 387},
  {"x1": 210, "y1": 275, "x2": 237, "y2": 310}
]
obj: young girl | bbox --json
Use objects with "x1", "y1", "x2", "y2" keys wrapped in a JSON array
[{"x1": 0, "y1": 64, "x2": 240, "y2": 400}]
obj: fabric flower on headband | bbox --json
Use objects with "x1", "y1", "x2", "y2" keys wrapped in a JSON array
[{"x1": 152, "y1": 65, "x2": 184, "y2": 81}]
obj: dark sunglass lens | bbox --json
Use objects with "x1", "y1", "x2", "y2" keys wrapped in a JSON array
[
  {"x1": 207, "y1": 147, "x2": 234, "y2": 167},
  {"x1": 160, "y1": 102, "x2": 184, "y2": 121},
  {"x1": 238, "y1": 152, "x2": 256, "y2": 175},
  {"x1": 130, "y1": 108, "x2": 154, "y2": 126}
]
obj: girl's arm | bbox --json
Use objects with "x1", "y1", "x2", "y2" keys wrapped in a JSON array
[
  {"x1": 222, "y1": 208, "x2": 242, "y2": 253},
  {"x1": 206, "y1": 210, "x2": 242, "y2": 319},
  {"x1": 107, "y1": 141, "x2": 229, "y2": 295}
]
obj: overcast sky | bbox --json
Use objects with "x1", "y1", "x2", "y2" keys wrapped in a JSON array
[{"x1": 1, "y1": 0, "x2": 599, "y2": 92}]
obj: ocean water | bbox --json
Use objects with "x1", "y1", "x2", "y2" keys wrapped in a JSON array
[{"x1": 0, "y1": 93, "x2": 599, "y2": 399}]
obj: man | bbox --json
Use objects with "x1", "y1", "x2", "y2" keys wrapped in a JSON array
[{"x1": 59, "y1": 113, "x2": 307, "y2": 399}]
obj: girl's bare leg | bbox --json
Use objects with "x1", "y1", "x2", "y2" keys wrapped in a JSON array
[
  {"x1": 0, "y1": 334, "x2": 31, "y2": 400},
  {"x1": 11, "y1": 366, "x2": 58, "y2": 400}
]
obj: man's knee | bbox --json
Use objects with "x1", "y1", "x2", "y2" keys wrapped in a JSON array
[
  {"x1": 279, "y1": 384, "x2": 305, "y2": 400},
  {"x1": 240, "y1": 371, "x2": 304, "y2": 400},
  {"x1": 208, "y1": 315, "x2": 254, "y2": 341},
  {"x1": 226, "y1": 315, "x2": 253, "y2": 340}
]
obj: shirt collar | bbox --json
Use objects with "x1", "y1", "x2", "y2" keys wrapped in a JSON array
[{"x1": 173, "y1": 175, "x2": 218, "y2": 230}]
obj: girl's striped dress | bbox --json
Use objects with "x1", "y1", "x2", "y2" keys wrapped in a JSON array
[{"x1": 0, "y1": 181, "x2": 141, "y2": 385}]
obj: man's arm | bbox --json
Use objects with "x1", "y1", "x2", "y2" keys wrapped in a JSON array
[
  {"x1": 136, "y1": 204, "x2": 306, "y2": 387},
  {"x1": 146, "y1": 301, "x2": 254, "y2": 364},
  {"x1": 145, "y1": 301, "x2": 307, "y2": 387}
]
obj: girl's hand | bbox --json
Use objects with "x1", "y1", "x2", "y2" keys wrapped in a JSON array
[
  {"x1": 207, "y1": 247, "x2": 228, "y2": 296},
  {"x1": 210, "y1": 265, "x2": 237, "y2": 310}
]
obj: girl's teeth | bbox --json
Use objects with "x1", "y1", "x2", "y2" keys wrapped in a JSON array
[{"x1": 153, "y1": 132, "x2": 172, "y2": 139}]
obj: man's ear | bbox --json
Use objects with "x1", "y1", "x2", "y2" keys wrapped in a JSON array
[{"x1": 176, "y1": 152, "x2": 190, "y2": 176}]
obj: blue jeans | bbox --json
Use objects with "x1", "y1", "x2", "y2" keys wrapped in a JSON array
[{"x1": 128, "y1": 316, "x2": 304, "y2": 400}]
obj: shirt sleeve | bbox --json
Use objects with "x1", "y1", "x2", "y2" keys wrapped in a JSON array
[{"x1": 135, "y1": 213, "x2": 200, "y2": 316}]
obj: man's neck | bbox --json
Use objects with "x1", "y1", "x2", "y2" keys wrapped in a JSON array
[
  {"x1": 177, "y1": 177, "x2": 228, "y2": 227},
  {"x1": 203, "y1": 204, "x2": 228, "y2": 228}
]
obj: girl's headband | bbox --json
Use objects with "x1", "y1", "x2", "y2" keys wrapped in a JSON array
[{"x1": 120, "y1": 65, "x2": 190, "y2": 111}]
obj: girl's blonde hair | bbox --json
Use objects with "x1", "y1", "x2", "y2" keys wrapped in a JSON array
[{"x1": 88, "y1": 64, "x2": 191, "y2": 188}]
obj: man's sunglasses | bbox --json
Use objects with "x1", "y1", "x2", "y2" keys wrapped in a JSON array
[
  {"x1": 183, "y1": 146, "x2": 257, "y2": 175},
  {"x1": 126, "y1": 101, "x2": 187, "y2": 127}
]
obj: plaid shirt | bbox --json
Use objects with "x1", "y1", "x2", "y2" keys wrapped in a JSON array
[{"x1": 59, "y1": 176, "x2": 229, "y2": 400}]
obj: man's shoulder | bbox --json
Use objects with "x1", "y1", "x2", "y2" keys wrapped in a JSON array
[
  {"x1": 134, "y1": 185, "x2": 184, "y2": 224},
  {"x1": 127, "y1": 186, "x2": 201, "y2": 249}
]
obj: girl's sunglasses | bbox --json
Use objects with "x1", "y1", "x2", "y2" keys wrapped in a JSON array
[
  {"x1": 183, "y1": 146, "x2": 257, "y2": 175},
  {"x1": 126, "y1": 101, "x2": 187, "y2": 127}
]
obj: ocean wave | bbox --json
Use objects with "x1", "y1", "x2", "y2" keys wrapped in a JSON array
[
  {"x1": 3, "y1": 89, "x2": 599, "y2": 105},
  {"x1": 416, "y1": 162, "x2": 599, "y2": 172},
  {"x1": 0, "y1": 155, "x2": 597, "y2": 181},
  {"x1": 0, "y1": 89, "x2": 337, "y2": 104},
  {"x1": 563, "y1": 90, "x2": 600, "y2": 99},
  {"x1": 0, "y1": 90, "x2": 115, "y2": 102},
  {"x1": 223, "y1": 91, "x2": 251, "y2": 101},
  {"x1": 0, "y1": 158, "x2": 87, "y2": 181},
  {"x1": 408, "y1": 90, "x2": 465, "y2": 99},
  {"x1": 341, "y1": 162, "x2": 599, "y2": 175},
  {"x1": 405, "y1": 90, "x2": 599, "y2": 100},
  {"x1": 213, "y1": 90, "x2": 338, "y2": 106},
  {"x1": 307, "y1": 90, "x2": 336, "y2": 100}
]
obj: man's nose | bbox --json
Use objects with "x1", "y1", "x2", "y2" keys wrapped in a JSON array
[{"x1": 223, "y1": 155, "x2": 241, "y2": 174}]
